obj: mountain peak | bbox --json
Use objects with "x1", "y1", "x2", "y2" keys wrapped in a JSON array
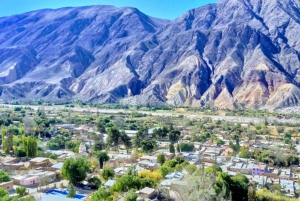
[{"x1": 0, "y1": 1, "x2": 299, "y2": 110}]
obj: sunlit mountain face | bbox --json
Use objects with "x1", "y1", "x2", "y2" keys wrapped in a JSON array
[{"x1": 0, "y1": 0, "x2": 299, "y2": 110}]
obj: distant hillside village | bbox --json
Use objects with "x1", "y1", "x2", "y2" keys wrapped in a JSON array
[{"x1": 1, "y1": 104, "x2": 300, "y2": 201}]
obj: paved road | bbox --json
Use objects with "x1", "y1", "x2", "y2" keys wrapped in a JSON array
[{"x1": 2, "y1": 104, "x2": 300, "y2": 124}]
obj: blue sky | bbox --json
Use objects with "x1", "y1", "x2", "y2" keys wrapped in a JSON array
[{"x1": 1, "y1": 0, "x2": 217, "y2": 19}]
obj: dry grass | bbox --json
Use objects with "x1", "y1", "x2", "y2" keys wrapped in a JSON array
[{"x1": 268, "y1": 126, "x2": 279, "y2": 136}]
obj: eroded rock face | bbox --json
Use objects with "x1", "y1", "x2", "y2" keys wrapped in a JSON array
[{"x1": 0, "y1": 0, "x2": 300, "y2": 109}]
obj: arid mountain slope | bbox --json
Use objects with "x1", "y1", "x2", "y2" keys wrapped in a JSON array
[{"x1": 0, "y1": 0, "x2": 299, "y2": 110}]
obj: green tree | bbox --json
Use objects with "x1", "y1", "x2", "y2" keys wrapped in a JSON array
[
  {"x1": 1, "y1": 126, "x2": 5, "y2": 150},
  {"x1": 134, "y1": 127, "x2": 148, "y2": 147},
  {"x1": 169, "y1": 130, "x2": 181, "y2": 143},
  {"x1": 49, "y1": 154, "x2": 58, "y2": 160},
  {"x1": 159, "y1": 166, "x2": 169, "y2": 178},
  {"x1": 61, "y1": 157, "x2": 91, "y2": 184},
  {"x1": 16, "y1": 186, "x2": 26, "y2": 196},
  {"x1": 93, "y1": 140, "x2": 105, "y2": 152},
  {"x1": 175, "y1": 164, "x2": 184, "y2": 172},
  {"x1": 229, "y1": 141, "x2": 240, "y2": 156},
  {"x1": 91, "y1": 188, "x2": 108, "y2": 201},
  {"x1": 110, "y1": 175, "x2": 156, "y2": 193},
  {"x1": 228, "y1": 173, "x2": 249, "y2": 200},
  {"x1": 22, "y1": 134, "x2": 38, "y2": 158},
  {"x1": 169, "y1": 144, "x2": 175, "y2": 154},
  {"x1": 15, "y1": 147, "x2": 26, "y2": 157},
  {"x1": 126, "y1": 166, "x2": 137, "y2": 176},
  {"x1": 73, "y1": 144, "x2": 80, "y2": 153},
  {"x1": 125, "y1": 189, "x2": 138, "y2": 201},
  {"x1": 152, "y1": 127, "x2": 168, "y2": 138},
  {"x1": 107, "y1": 126, "x2": 121, "y2": 149},
  {"x1": 157, "y1": 153, "x2": 166, "y2": 165},
  {"x1": 65, "y1": 141, "x2": 80, "y2": 150},
  {"x1": 133, "y1": 134, "x2": 142, "y2": 148},
  {"x1": 163, "y1": 159, "x2": 178, "y2": 169},
  {"x1": 0, "y1": 170, "x2": 9, "y2": 183},
  {"x1": 216, "y1": 138, "x2": 225, "y2": 145},
  {"x1": 0, "y1": 187, "x2": 8, "y2": 197},
  {"x1": 67, "y1": 184, "x2": 76, "y2": 198},
  {"x1": 176, "y1": 144, "x2": 180, "y2": 152},
  {"x1": 286, "y1": 154, "x2": 299, "y2": 166},
  {"x1": 238, "y1": 150, "x2": 253, "y2": 159},
  {"x1": 185, "y1": 164, "x2": 197, "y2": 174},
  {"x1": 178, "y1": 143, "x2": 194, "y2": 152},
  {"x1": 2, "y1": 126, "x2": 15, "y2": 154},
  {"x1": 96, "y1": 151, "x2": 110, "y2": 169},
  {"x1": 25, "y1": 136, "x2": 37, "y2": 158},
  {"x1": 102, "y1": 167, "x2": 115, "y2": 181},
  {"x1": 284, "y1": 138, "x2": 291, "y2": 144},
  {"x1": 141, "y1": 140, "x2": 157, "y2": 153},
  {"x1": 120, "y1": 130, "x2": 132, "y2": 153},
  {"x1": 88, "y1": 177, "x2": 102, "y2": 189},
  {"x1": 96, "y1": 120, "x2": 106, "y2": 134},
  {"x1": 205, "y1": 165, "x2": 222, "y2": 175}
]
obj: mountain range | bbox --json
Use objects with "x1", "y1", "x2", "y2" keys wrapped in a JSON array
[{"x1": 0, "y1": 0, "x2": 300, "y2": 110}]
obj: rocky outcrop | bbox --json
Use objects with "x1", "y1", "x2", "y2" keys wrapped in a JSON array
[{"x1": 0, "y1": 0, "x2": 300, "y2": 110}]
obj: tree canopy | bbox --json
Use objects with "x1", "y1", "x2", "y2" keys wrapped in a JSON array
[
  {"x1": 106, "y1": 126, "x2": 121, "y2": 148},
  {"x1": 169, "y1": 130, "x2": 181, "y2": 143},
  {"x1": 93, "y1": 140, "x2": 105, "y2": 152},
  {"x1": 0, "y1": 187, "x2": 8, "y2": 197},
  {"x1": 61, "y1": 157, "x2": 91, "y2": 184},
  {"x1": 88, "y1": 177, "x2": 102, "y2": 189},
  {"x1": 96, "y1": 151, "x2": 110, "y2": 169},
  {"x1": 0, "y1": 170, "x2": 9, "y2": 183},
  {"x1": 238, "y1": 149, "x2": 253, "y2": 159},
  {"x1": 110, "y1": 175, "x2": 157, "y2": 193},
  {"x1": 102, "y1": 167, "x2": 115, "y2": 181},
  {"x1": 157, "y1": 153, "x2": 166, "y2": 165},
  {"x1": 141, "y1": 140, "x2": 157, "y2": 153},
  {"x1": 178, "y1": 143, "x2": 194, "y2": 152},
  {"x1": 125, "y1": 189, "x2": 138, "y2": 201},
  {"x1": 169, "y1": 144, "x2": 175, "y2": 154},
  {"x1": 91, "y1": 188, "x2": 108, "y2": 201}
]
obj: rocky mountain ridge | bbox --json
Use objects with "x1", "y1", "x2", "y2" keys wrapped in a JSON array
[{"x1": 0, "y1": 0, "x2": 299, "y2": 110}]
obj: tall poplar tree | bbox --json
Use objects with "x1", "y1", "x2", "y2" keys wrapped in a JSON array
[{"x1": 22, "y1": 134, "x2": 37, "y2": 158}]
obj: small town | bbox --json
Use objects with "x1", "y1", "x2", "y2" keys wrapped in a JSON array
[
  {"x1": 0, "y1": 104, "x2": 300, "y2": 201},
  {"x1": 0, "y1": 0, "x2": 300, "y2": 200}
]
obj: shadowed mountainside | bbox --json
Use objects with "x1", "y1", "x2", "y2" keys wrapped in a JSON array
[{"x1": 0, "y1": 0, "x2": 300, "y2": 110}]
